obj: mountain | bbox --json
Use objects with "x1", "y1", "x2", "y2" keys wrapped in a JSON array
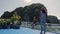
[
  {"x1": 1, "y1": 3, "x2": 59, "y2": 23},
  {"x1": 1, "y1": 3, "x2": 45, "y2": 22},
  {"x1": 47, "y1": 15, "x2": 59, "y2": 23}
]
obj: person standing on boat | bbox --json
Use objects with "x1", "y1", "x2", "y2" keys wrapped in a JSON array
[{"x1": 40, "y1": 7, "x2": 47, "y2": 34}]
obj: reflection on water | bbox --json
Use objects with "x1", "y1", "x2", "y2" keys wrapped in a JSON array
[
  {"x1": 0, "y1": 22, "x2": 60, "y2": 34},
  {"x1": 47, "y1": 24, "x2": 60, "y2": 34},
  {"x1": 0, "y1": 27, "x2": 57, "y2": 34},
  {"x1": 21, "y1": 22, "x2": 60, "y2": 34}
]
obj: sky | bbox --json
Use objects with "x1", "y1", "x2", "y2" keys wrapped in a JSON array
[{"x1": 0, "y1": 0, "x2": 60, "y2": 19}]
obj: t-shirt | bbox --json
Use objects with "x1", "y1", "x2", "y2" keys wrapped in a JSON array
[{"x1": 40, "y1": 11, "x2": 46, "y2": 25}]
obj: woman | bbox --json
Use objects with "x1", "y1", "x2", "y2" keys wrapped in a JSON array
[{"x1": 40, "y1": 7, "x2": 47, "y2": 34}]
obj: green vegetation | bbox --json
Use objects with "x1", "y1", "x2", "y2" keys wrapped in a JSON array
[
  {"x1": 0, "y1": 12, "x2": 21, "y2": 29},
  {"x1": 11, "y1": 12, "x2": 21, "y2": 22},
  {"x1": 0, "y1": 12, "x2": 21, "y2": 24}
]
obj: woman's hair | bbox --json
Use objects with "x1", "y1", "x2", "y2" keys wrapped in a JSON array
[
  {"x1": 42, "y1": 9, "x2": 46, "y2": 13},
  {"x1": 41, "y1": 7, "x2": 47, "y2": 13}
]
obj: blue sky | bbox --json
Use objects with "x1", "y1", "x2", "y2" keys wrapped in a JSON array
[{"x1": 0, "y1": 0, "x2": 60, "y2": 19}]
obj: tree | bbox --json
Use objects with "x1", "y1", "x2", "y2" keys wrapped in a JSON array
[
  {"x1": 1, "y1": 11, "x2": 12, "y2": 19},
  {"x1": 11, "y1": 12, "x2": 21, "y2": 21},
  {"x1": 1, "y1": 3, "x2": 47, "y2": 22},
  {"x1": 47, "y1": 15, "x2": 59, "y2": 23}
]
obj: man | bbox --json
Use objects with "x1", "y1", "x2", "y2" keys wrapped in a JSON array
[
  {"x1": 40, "y1": 7, "x2": 47, "y2": 34},
  {"x1": 31, "y1": 17, "x2": 37, "y2": 29},
  {"x1": 33, "y1": 17, "x2": 37, "y2": 25}
]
